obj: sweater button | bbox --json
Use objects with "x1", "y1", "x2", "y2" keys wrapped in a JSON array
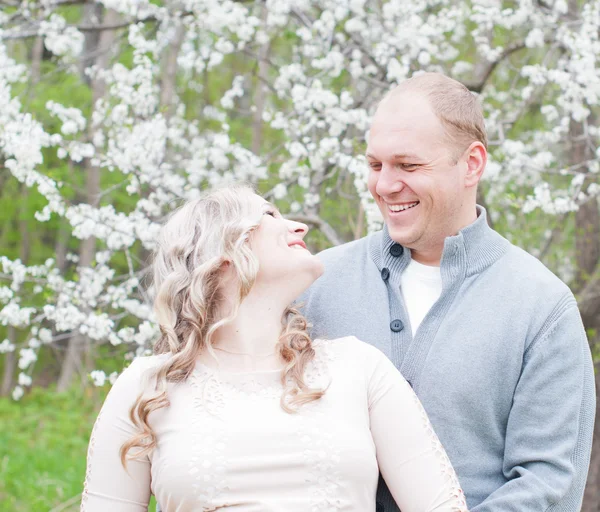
[
  {"x1": 389, "y1": 243, "x2": 403, "y2": 257},
  {"x1": 390, "y1": 319, "x2": 404, "y2": 332},
  {"x1": 381, "y1": 267, "x2": 390, "y2": 281}
]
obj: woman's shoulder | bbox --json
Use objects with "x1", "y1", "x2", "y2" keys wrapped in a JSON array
[
  {"x1": 123, "y1": 353, "x2": 167, "y2": 373},
  {"x1": 111, "y1": 353, "x2": 168, "y2": 391}
]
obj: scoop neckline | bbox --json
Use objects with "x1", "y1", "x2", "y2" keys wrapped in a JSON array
[{"x1": 194, "y1": 359, "x2": 284, "y2": 377}]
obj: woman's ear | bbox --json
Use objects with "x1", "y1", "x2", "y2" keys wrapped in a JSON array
[
  {"x1": 219, "y1": 259, "x2": 233, "y2": 276},
  {"x1": 464, "y1": 141, "x2": 487, "y2": 188}
]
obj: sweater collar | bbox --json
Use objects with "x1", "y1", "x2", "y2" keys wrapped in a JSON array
[{"x1": 369, "y1": 205, "x2": 511, "y2": 278}]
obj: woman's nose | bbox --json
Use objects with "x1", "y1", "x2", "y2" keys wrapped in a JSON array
[{"x1": 288, "y1": 220, "x2": 309, "y2": 237}]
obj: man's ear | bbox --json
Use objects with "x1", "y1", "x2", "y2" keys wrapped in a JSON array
[{"x1": 464, "y1": 141, "x2": 487, "y2": 188}]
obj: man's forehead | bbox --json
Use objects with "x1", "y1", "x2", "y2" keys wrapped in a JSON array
[
  {"x1": 369, "y1": 98, "x2": 444, "y2": 147},
  {"x1": 365, "y1": 134, "x2": 426, "y2": 159},
  {"x1": 366, "y1": 150, "x2": 421, "y2": 160},
  {"x1": 374, "y1": 96, "x2": 436, "y2": 123}
]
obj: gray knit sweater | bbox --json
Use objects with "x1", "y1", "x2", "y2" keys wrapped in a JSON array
[{"x1": 300, "y1": 206, "x2": 595, "y2": 511}]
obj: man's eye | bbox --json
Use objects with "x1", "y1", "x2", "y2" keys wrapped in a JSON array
[
  {"x1": 369, "y1": 162, "x2": 382, "y2": 171},
  {"x1": 400, "y1": 163, "x2": 418, "y2": 171}
]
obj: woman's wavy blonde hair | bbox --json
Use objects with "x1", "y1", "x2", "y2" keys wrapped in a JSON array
[{"x1": 120, "y1": 184, "x2": 325, "y2": 466}]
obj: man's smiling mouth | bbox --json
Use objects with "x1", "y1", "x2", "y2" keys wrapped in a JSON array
[{"x1": 387, "y1": 201, "x2": 420, "y2": 213}]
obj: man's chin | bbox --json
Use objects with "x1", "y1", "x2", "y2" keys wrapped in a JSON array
[{"x1": 386, "y1": 227, "x2": 417, "y2": 247}]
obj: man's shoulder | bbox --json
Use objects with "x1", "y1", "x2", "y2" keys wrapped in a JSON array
[{"x1": 501, "y1": 242, "x2": 571, "y2": 294}]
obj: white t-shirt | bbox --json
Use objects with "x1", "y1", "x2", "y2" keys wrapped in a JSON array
[{"x1": 400, "y1": 259, "x2": 443, "y2": 335}]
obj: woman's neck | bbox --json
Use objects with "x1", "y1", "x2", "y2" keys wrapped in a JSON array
[{"x1": 211, "y1": 287, "x2": 287, "y2": 357}]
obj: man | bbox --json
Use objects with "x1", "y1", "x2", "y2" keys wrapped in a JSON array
[{"x1": 300, "y1": 73, "x2": 596, "y2": 511}]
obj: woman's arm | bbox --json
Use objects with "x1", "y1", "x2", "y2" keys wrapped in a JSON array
[
  {"x1": 81, "y1": 358, "x2": 152, "y2": 512},
  {"x1": 367, "y1": 347, "x2": 468, "y2": 512}
]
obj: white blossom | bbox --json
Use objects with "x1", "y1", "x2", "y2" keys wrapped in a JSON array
[
  {"x1": 0, "y1": 339, "x2": 16, "y2": 353},
  {"x1": 272, "y1": 183, "x2": 288, "y2": 200},
  {"x1": 18, "y1": 373, "x2": 32, "y2": 387},
  {"x1": 90, "y1": 370, "x2": 107, "y2": 387},
  {"x1": 12, "y1": 386, "x2": 24, "y2": 401},
  {"x1": 39, "y1": 14, "x2": 84, "y2": 58},
  {"x1": 18, "y1": 348, "x2": 37, "y2": 370}
]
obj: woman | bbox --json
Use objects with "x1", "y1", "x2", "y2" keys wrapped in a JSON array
[{"x1": 81, "y1": 185, "x2": 468, "y2": 511}]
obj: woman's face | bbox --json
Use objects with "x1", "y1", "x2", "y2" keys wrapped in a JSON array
[{"x1": 248, "y1": 194, "x2": 324, "y2": 294}]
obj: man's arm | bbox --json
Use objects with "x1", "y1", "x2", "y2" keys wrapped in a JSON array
[{"x1": 472, "y1": 299, "x2": 595, "y2": 511}]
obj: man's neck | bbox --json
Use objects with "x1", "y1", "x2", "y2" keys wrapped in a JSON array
[{"x1": 408, "y1": 206, "x2": 480, "y2": 266}]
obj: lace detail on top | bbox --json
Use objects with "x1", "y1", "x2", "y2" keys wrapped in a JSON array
[
  {"x1": 80, "y1": 408, "x2": 103, "y2": 511},
  {"x1": 304, "y1": 338, "x2": 335, "y2": 389},
  {"x1": 188, "y1": 371, "x2": 230, "y2": 510},
  {"x1": 188, "y1": 339, "x2": 343, "y2": 511},
  {"x1": 297, "y1": 340, "x2": 342, "y2": 511},
  {"x1": 298, "y1": 410, "x2": 344, "y2": 511},
  {"x1": 193, "y1": 338, "x2": 334, "y2": 403},
  {"x1": 409, "y1": 380, "x2": 469, "y2": 511}
]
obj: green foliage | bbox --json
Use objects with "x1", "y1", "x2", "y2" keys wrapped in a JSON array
[{"x1": 0, "y1": 385, "x2": 157, "y2": 511}]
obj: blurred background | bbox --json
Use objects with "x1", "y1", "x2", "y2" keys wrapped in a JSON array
[{"x1": 0, "y1": 0, "x2": 599, "y2": 510}]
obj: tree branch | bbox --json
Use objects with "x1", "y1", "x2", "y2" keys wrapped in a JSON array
[
  {"x1": 76, "y1": 17, "x2": 159, "y2": 32},
  {"x1": 466, "y1": 41, "x2": 529, "y2": 93}
]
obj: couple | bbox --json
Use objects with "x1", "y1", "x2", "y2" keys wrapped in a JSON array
[{"x1": 80, "y1": 73, "x2": 595, "y2": 511}]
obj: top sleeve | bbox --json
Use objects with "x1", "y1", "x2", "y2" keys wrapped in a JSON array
[
  {"x1": 365, "y1": 342, "x2": 469, "y2": 512},
  {"x1": 81, "y1": 358, "x2": 153, "y2": 512},
  {"x1": 470, "y1": 302, "x2": 595, "y2": 511}
]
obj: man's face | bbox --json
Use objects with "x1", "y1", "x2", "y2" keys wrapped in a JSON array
[{"x1": 366, "y1": 93, "x2": 471, "y2": 260}]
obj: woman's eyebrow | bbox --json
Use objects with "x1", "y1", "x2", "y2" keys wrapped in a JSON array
[{"x1": 263, "y1": 202, "x2": 281, "y2": 214}]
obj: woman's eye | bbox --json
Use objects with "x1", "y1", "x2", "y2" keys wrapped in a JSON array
[{"x1": 264, "y1": 210, "x2": 277, "y2": 217}]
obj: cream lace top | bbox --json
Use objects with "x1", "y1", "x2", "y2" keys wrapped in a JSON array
[{"x1": 81, "y1": 337, "x2": 468, "y2": 511}]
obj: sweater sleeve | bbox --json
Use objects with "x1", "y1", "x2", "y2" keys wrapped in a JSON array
[
  {"x1": 81, "y1": 358, "x2": 152, "y2": 512},
  {"x1": 364, "y1": 341, "x2": 469, "y2": 512},
  {"x1": 471, "y1": 300, "x2": 595, "y2": 512}
]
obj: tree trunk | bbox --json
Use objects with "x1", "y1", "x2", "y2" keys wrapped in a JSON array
[
  {"x1": 251, "y1": 4, "x2": 270, "y2": 155},
  {"x1": 79, "y1": 3, "x2": 104, "y2": 85},
  {"x1": 160, "y1": 24, "x2": 185, "y2": 119},
  {"x1": 582, "y1": 361, "x2": 600, "y2": 512},
  {"x1": 1, "y1": 326, "x2": 17, "y2": 396},
  {"x1": 57, "y1": 8, "x2": 120, "y2": 392},
  {"x1": 570, "y1": 115, "x2": 599, "y2": 294},
  {"x1": 30, "y1": 36, "x2": 44, "y2": 84},
  {"x1": 353, "y1": 203, "x2": 364, "y2": 240},
  {"x1": 570, "y1": 112, "x2": 600, "y2": 505}
]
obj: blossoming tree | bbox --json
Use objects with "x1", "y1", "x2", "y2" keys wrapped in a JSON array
[{"x1": 1, "y1": 0, "x2": 599, "y2": 505}]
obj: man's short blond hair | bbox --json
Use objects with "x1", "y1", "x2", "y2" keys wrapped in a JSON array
[{"x1": 383, "y1": 72, "x2": 488, "y2": 158}]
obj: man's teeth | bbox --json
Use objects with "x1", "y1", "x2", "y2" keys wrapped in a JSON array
[{"x1": 388, "y1": 202, "x2": 419, "y2": 212}]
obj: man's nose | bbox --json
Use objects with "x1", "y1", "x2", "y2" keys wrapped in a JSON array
[{"x1": 376, "y1": 165, "x2": 405, "y2": 197}]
